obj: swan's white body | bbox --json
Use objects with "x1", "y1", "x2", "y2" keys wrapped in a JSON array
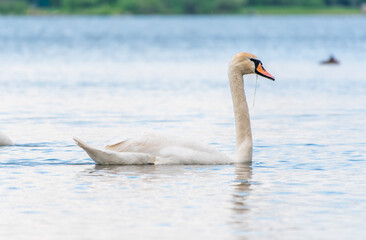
[
  {"x1": 75, "y1": 132, "x2": 232, "y2": 165},
  {"x1": 0, "y1": 131, "x2": 13, "y2": 146},
  {"x1": 75, "y1": 52, "x2": 275, "y2": 165}
]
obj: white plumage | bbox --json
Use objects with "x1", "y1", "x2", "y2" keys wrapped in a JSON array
[
  {"x1": 0, "y1": 131, "x2": 13, "y2": 146},
  {"x1": 74, "y1": 52, "x2": 275, "y2": 165},
  {"x1": 74, "y1": 132, "x2": 232, "y2": 165}
]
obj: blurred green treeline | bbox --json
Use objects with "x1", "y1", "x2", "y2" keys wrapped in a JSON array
[{"x1": 1, "y1": 0, "x2": 366, "y2": 14}]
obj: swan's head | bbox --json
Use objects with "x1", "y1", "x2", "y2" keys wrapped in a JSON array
[{"x1": 230, "y1": 52, "x2": 275, "y2": 81}]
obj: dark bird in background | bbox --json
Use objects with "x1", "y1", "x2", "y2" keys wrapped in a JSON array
[{"x1": 321, "y1": 55, "x2": 340, "y2": 65}]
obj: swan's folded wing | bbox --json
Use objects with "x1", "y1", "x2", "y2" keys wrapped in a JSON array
[
  {"x1": 104, "y1": 133, "x2": 167, "y2": 154},
  {"x1": 105, "y1": 140, "x2": 129, "y2": 152},
  {"x1": 74, "y1": 138, "x2": 155, "y2": 165}
]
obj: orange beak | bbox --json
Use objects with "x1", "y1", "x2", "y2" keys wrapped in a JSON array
[{"x1": 255, "y1": 62, "x2": 275, "y2": 81}]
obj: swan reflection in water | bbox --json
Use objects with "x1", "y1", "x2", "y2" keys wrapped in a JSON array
[
  {"x1": 232, "y1": 164, "x2": 252, "y2": 213},
  {"x1": 82, "y1": 164, "x2": 252, "y2": 209},
  {"x1": 77, "y1": 164, "x2": 252, "y2": 238},
  {"x1": 230, "y1": 164, "x2": 252, "y2": 237}
]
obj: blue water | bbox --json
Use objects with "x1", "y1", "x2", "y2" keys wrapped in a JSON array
[{"x1": 0, "y1": 16, "x2": 366, "y2": 240}]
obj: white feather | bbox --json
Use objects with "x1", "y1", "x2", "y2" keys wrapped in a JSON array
[
  {"x1": 0, "y1": 131, "x2": 13, "y2": 146},
  {"x1": 74, "y1": 138, "x2": 155, "y2": 165}
]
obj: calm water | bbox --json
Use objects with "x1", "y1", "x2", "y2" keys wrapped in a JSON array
[{"x1": 0, "y1": 16, "x2": 366, "y2": 240}]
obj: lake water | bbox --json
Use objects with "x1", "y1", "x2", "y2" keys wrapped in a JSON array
[{"x1": 0, "y1": 15, "x2": 366, "y2": 240}]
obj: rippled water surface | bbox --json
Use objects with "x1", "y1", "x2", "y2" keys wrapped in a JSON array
[{"x1": 1, "y1": 16, "x2": 366, "y2": 240}]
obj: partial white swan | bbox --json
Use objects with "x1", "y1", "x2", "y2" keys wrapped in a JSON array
[
  {"x1": 74, "y1": 52, "x2": 275, "y2": 165},
  {"x1": 0, "y1": 131, "x2": 13, "y2": 146}
]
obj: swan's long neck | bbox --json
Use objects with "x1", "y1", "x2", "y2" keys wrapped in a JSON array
[{"x1": 229, "y1": 69, "x2": 253, "y2": 162}]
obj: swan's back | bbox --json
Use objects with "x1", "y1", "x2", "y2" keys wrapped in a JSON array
[
  {"x1": 105, "y1": 132, "x2": 220, "y2": 155},
  {"x1": 0, "y1": 131, "x2": 12, "y2": 146},
  {"x1": 75, "y1": 132, "x2": 233, "y2": 165}
]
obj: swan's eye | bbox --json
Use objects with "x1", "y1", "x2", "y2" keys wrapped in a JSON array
[
  {"x1": 249, "y1": 58, "x2": 261, "y2": 67},
  {"x1": 251, "y1": 59, "x2": 275, "y2": 81}
]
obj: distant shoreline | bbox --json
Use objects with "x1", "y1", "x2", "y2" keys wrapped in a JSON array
[
  {"x1": 241, "y1": 6, "x2": 362, "y2": 15},
  {"x1": 0, "y1": 6, "x2": 363, "y2": 16}
]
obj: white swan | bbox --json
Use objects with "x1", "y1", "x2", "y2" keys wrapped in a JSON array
[
  {"x1": 0, "y1": 131, "x2": 13, "y2": 146},
  {"x1": 74, "y1": 52, "x2": 275, "y2": 165}
]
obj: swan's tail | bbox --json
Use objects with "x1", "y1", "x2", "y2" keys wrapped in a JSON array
[
  {"x1": 73, "y1": 137, "x2": 104, "y2": 164},
  {"x1": 73, "y1": 137, "x2": 155, "y2": 165},
  {"x1": 73, "y1": 137, "x2": 91, "y2": 150}
]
